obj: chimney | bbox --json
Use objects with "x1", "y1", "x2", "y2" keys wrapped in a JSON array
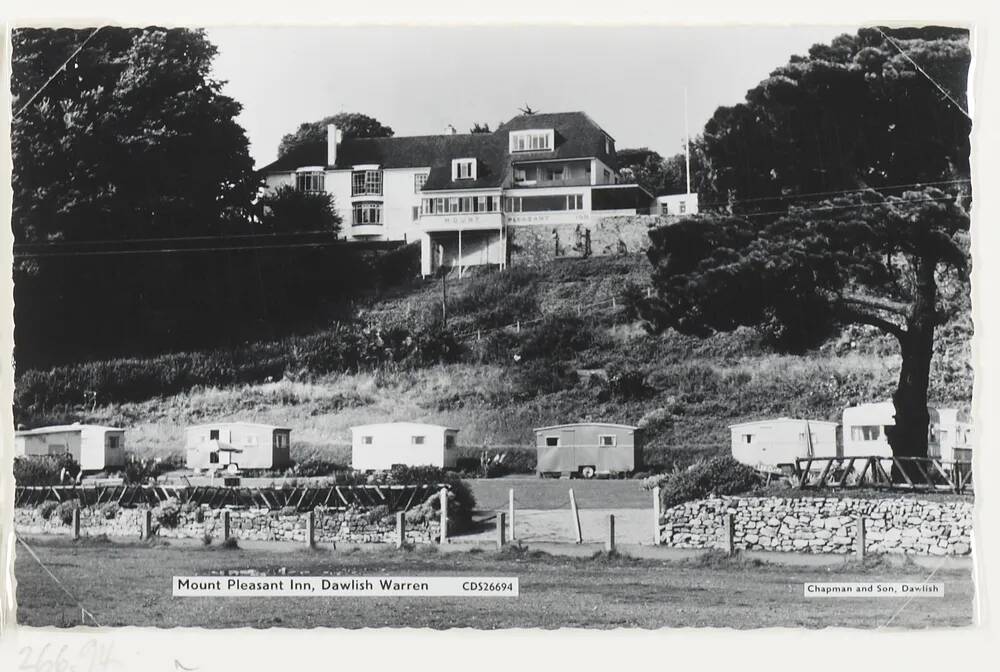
[{"x1": 327, "y1": 124, "x2": 340, "y2": 166}]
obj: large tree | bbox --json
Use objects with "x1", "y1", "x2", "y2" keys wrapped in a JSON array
[
  {"x1": 641, "y1": 27, "x2": 971, "y2": 467},
  {"x1": 258, "y1": 185, "x2": 342, "y2": 235},
  {"x1": 12, "y1": 27, "x2": 259, "y2": 246},
  {"x1": 277, "y1": 112, "x2": 394, "y2": 157}
]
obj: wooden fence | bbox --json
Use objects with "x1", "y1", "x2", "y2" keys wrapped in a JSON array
[
  {"x1": 13, "y1": 483, "x2": 447, "y2": 511},
  {"x1": 793, "y1": 456, "x2": 973, "y2": 494}
]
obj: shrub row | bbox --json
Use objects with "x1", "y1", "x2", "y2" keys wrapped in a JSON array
[
  {"x1": 650, "y1": 456, "x2": 762, "y2": 510},
  {"x1": 14, "y1": 454, "x2": 81, "y2": 486}
]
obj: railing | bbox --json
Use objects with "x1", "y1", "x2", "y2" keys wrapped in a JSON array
[
  {"x1": 13, "y1": 483, "x2": 448, "y2": 511},
  {"x1": 793, "y1": 456, "x2": 973, "y2": 493}
]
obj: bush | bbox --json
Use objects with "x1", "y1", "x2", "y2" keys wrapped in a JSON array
[
  {"x1": 37, "y1": 500, "x2": 59, "y2": 519},
  {"x1": 286, "y1": 457, "x2": 347, "y2": 478},
  {"x1": 406, "y1": 323, "x2": 463, "y2": 367},
  {"x1": 374, "y1": 241, "x2": 421, "y2": 286},
  {"x1": 53, "y1": 500, "x2": 80, "y2": 526},
  {"x1": 99, "y1": 502, "x2": 120, "y2": 520},
  {"x1": 519, "y1": 314, "x2": 595, "y2": 362},
  {"x1": 363, "y1": 504, "x2": 392, "y2": 524},
  {"x1": 202, "y1": 533, "x2": 213, "y2": 546},
  {"x1": 598, "y1": 369, "x2": 653, "y2": 401},
  {"x1": 513, "y1": 360, "x2": 578, "y2": 397},
  {"x1": 221, "y1": 536, "x2": 239, "y2": 549},
  {"x1": 376, "y1": 465, "x2": 476, "y2": 531},
  {"x1": 659, "y1": 456, "x2": 761, "y2": 510},
  {"x1": 152, "y1": 498, "x2": 182, "y2": 529},
  {"x1": 14, "y1": 454, "x2": 80, "y2": 486}
]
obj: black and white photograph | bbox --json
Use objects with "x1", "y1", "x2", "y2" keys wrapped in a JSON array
[{"x1": 2, "y1": 18, "x2": 980, "y2": 635}]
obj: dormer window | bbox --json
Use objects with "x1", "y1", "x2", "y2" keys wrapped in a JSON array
[
  {"x1": 510, "y1": 129, "x2": 554, "y2": 153},
  {"x1": 452, "y1": 158, "x2": 477, "y2": 180}
]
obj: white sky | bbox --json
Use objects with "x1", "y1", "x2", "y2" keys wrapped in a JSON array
[{"x1": 205, "y1": 25, "x2": 854, "y2": 168}]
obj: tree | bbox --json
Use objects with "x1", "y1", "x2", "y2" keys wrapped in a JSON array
[
  {"x1": 259, "y1": 185, "x2": 342, "y2": 235},
  {"x1": 12, "y1": 27, "x2": 259, "y2": 245},
  {"x1": 470, "y1": 122, "x2": 492, "y2": 134},
  {"x1": 277, "y1": 112, "x2": 394, "y2": 157},
  {"x1": 641, "y1": 187, "x2": 969, "y2": 465},
  {"x1": 640, "y1": 26, "x2": 972, "y2": 469},
  {"x1": 699, "y1": 27, "x2": 970, "y2": 212}
]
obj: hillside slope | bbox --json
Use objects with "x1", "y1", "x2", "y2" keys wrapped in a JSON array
[{"x1": 55, "y1": 253, "x2": 973, "y2": 469}]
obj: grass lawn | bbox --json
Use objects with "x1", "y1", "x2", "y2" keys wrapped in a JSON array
[
  {"x1": 469, "y1": 477, "x2": 653, "y2": 510},
  {"x1": 16, "y1": 537, "x2": 974, "y2": 629}
]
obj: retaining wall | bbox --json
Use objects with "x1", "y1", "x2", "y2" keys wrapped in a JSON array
[
  {"x1": 660, "y1": 496, "x2": 973, "y2": 556},
  {"x1": 509, "y1": 215, "x2": 664, "y2": 264},
  {"x1": 14, "y1": 505, "x2": 441, "y2": 544}
]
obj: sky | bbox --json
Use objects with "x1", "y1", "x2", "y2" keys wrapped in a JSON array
[{"x1": 205, "y1": 25, "x2": 855, "y2": 168}]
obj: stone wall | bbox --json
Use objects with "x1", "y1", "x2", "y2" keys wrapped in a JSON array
[
  {"x1": 660, "y1": 496, "x2": 973, "y2": 556},
  {"x1": 14, "y1": 505, "x2": 442, "y2": 545},
  {"x1": 508, "y1": 215, "x2": 664, "y2": 265}
]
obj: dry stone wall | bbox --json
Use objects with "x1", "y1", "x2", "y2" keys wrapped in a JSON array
[
  {"x1": 661, "y1": 496, "x2": 973, "y2": 556},
  {"x1": 14, "y1": 505, "x2": 441, "y2": 544}
]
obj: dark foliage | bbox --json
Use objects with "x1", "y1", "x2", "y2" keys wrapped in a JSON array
[
  {"x1": 14, "y1": 454, "x2": 81, "y2": 485},
  {"x1": 278, "y1": 112, "x2": 394, "y2": 157},
  {"x1": 519, "y1": 314, "x2": 595, "y2": 361},
  {"x1": 258, "y1": 185, "x2": 342, "y2": 234},
  {"x1": 659, "y1": 456, "x2": 761, "y2": 510}
]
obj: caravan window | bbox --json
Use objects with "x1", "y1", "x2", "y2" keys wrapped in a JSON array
[
  {"x1": 411, "y1": 436, "x2": 426, "y2": 445},
  {"x1": 209, "y1": 452, "x2": 219, "y2": 464},
  {"x1": 445, "y1": 435, "x2": 456, "y2": 449},
  {"x1": 209, "y1": 429, "x2": 220, "y2": 440},
  {"x1": 851, "y1": 425, "x2": 881, "y2": 441},
  {"x1": 362, "y1": 436, "x2": 373, "y2": 445},
  {"x1": 598, "y1": 435, "x2": 616, "y2": 447},
  {"x1": 107, "y1": 435, "x2": 120, "y2": 450},
  {"x1": 742, "y1": 433, "x2": 753, "y2": 444},
  {"x1": 545, "y1": 437, "x2": 559, "y2": 447}
]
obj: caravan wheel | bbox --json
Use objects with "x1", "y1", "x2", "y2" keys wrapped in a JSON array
[{"x1": 579, "y1": 465, "x2": 596, "y2": 479}]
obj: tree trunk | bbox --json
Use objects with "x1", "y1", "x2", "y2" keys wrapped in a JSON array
[{"x1": 885, "y1": 258, "x2": 938, "y2": 481}]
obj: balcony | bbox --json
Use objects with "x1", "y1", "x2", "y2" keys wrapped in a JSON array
[
  {"x1": 511, "y1": 176, "x2": 593, "y2": 189},
  {"x1": 350, "y1": 222, "x2": 385, "y2": 238}
]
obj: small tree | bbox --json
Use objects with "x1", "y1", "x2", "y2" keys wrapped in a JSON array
[
  {"x1": 259, "y1": 185, "x2": 342, "y2": 235},
  {"x1": 469, "y1": 122, "x2": 491, "y2": 134}
]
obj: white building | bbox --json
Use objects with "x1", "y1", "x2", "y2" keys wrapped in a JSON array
[
  {"x1": 14, "y1": 423, "x2": 127, "y2": 472},
  {"x1": 935, "y1": 408, "x2": 973, "y2": 463},
  {"x1": 657, "y1": 193, "x2": 699, "y2": 216},
  {"x1": 350, "y1": 422, "x2": 459, "y2": 471},
  {"x1": 729, "y1": 418, "x2": 839, "y2": 469},
  {"x1": 841, "y1": 402, "x2": 943, "y2": 459},
  {"x1": 185, "y1": 422, "x2": 292, "y2": 471},
  {"x1": 260, "y1": 111, "x2": 657, "y2": 277}
]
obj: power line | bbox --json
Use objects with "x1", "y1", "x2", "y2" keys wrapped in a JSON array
[
  {"x1": 875, "y1": 27, "x2": 971, "y2": 121},
  {"x1": 13, "y1": 27, "x2": 104, "y2": 120},
  {"x1": 697, "y1": 178, "x2": 970, "y2": 211}
]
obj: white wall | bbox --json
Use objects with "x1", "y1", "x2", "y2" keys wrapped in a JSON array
[
  {"x1": 730, "y1": 420, "x2": 838, "y2": 468},
  {"x1": 351, "y1": 424, "x2": 457, "y2": 470}
]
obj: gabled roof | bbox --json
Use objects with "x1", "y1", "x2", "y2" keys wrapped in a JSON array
[{"x1": 259, "y1": 111, "x2": 621, "y2": 189}]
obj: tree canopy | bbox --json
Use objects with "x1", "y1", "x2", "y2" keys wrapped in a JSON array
[
  {"x1": 12, "y1": 27, "x2": 259, "y2": 246},
  {"x1": 642, "y1": 26, "x2": 972, "y2": 465},
  {"x1": 277, "y1": 112, "x2": 394, "y2": 157},
  {"x1": 259, "y1": 185, "x2": 342, "y2": 235}
]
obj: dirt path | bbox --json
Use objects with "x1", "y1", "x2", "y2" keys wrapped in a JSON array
[{"x1": 458, "y1": 508, "x2": 654, "y2": 544}]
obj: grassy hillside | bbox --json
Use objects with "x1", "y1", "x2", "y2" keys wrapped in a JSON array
[{"x1": 22, "y1": 254, "x2": 972, "y2": 469}]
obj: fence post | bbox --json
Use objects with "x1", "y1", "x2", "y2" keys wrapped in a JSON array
[
  {"x1": 306, "y1": 510, "x2": 315, "y2": 548},
  {"x1": 141, "y1": 509, "x2": 152, "y2": 540},
  {"x1": 496, "y1": 512, "x2": 507, "y2": 549},
  {"x1": 222, "y1": 509, "x2": 231, "y2": 541},
  {"x1": 439, "y1": 487, "x2": 449, "y2": 544},
  {"x1": 606, "y1": 514, "x2": 616, "y2": 553},
  {"x1": 855, "y1": 515, "x2": 866, "y2": 561},
  {"x1": 72, "y1": 508, "x2": 80, "y2": 540},
  {"x1": 568, "y1": 489, "x2": 582, "y2": 544},
  {"x1": 508, "y1": 488, "x2": 516, "y2": 541},
  {"x1": 516, "y1": 321, "x2": 521, "y2": 333},
  {"x1": 723, "y1": 513, "x2": 735, "y2": 556},
  {"x1": 652, "y1": 486, "x2": 662, "y2": 546},
  {"x1": 396, "y1": 511, "x2": 406, "y2": 549}
]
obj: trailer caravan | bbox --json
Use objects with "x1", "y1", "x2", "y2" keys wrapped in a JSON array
[
  {"x1": 729, "y1": 418, "x2": 839, "y2": 470},
  {"x1": 842, "y1": 402, "x2": 942, "y2": 460},
  {"x1": 534, "y1": 423, "x2": 642, "y2": 478},
  {"x1": 935, "y1": 408, "x2": 973, "y2": 464},
  {"x1": 185, "y1": 422, "x2": 292, "y2": 471},
  {"x1": 351, "y1": 422, "x2": 460, "y2": 471},
  {"x1": 14, "y1": 424, "x2": 127, "y2": 472}
]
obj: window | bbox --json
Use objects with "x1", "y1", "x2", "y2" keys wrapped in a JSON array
[
  {"x1": 352, "y1": 169, "x2": 383, "y2": 196},
  {"x1": 414, "y1": 173, "x2": 429, "y2": 192},
  {"x1": 742, "y1": 433, "x2": 753, "y2": 444},
  {"x1": 353, "y1": 202, "x2": 383, "y2": 226},
  {"x1": 209, "y1": 429, "x2": 220, "y2": 441},
  {"x1": 445, "y1": 435, "x2": 456, "y2": 449},
  {"x1": 296, "y1": 171, "x2": 325, "y2": 194},
  {"x1": 599, "y1": 435, "x2": 616, "y2": 447},
  {"x1": 209, "y1": 452, "x2": 219, "y2": 464},
  {"x1": 679, "y1": 201, "x2": 687, "y2": 214},
  {"x1": 566, "y1": 194, "x2": 583, "y2": 210},
  {"x1": 514, "y1": 168, "x2": 528, "y2": 183},
  {"x1": 510, "y1": 129, "x2": 554, "y2": 152},
  {"x1": 411, "y1": 436, "x2": 426, "y2": 445},
  {"x1": 506, "y1": 194, "x2": 584, "y2": 213},
  {"x1": 851, "y1": 425, "x2": 882, "y2": 441},
  {"x1": 244, "y1": 435, "x2": 258, "y2": 446},
  {"x1": 453, "y1": 159, "x2": 476, "y2": 180},
  {"x1": 362, "y1": 436, "x2": 373, "y2": 445},
  {"x1": 412, "y1": 206, "x2": 420, "y2": 221},
  {"x1": 422, "y1": 195, "x2": 499, "y2": 215},
  {"x1": 603, "y1": 169, "x2": 612, "y2": 183},
  {"x1": 547, "y1": 167, "x2": 565, "y2": 181},
  {"x1": 273, "y1": 433, "x2": 289, "y2": 449},
  {"x1": 107, "y1": 435, "x2": 120, "y2": 449},
  {"x1": 545, "y1": 436, "x2": 560, "y2": 447}
]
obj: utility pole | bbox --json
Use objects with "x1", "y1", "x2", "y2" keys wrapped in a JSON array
[
  {"x1": 441, "y1": 269, "x2": 447, "y2": 328},
  {"x1": 684, "y1": 86, "x2": 692, "y2": 195}
]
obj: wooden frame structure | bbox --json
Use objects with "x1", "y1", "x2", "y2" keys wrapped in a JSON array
[
  {"x1": 793, "y1": 456, "x2": 973, "y2": 494},
  {"x1": 13, "y1": 483, "x2": 448, "y2": 511}
]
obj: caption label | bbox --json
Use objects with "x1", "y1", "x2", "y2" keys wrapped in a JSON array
[
  {"x1": 804, "y1": 582, "x2": 944, "y2": 597},
  {"x1": 174, "y1": 576, "x2": 519, "y2": 597}
]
